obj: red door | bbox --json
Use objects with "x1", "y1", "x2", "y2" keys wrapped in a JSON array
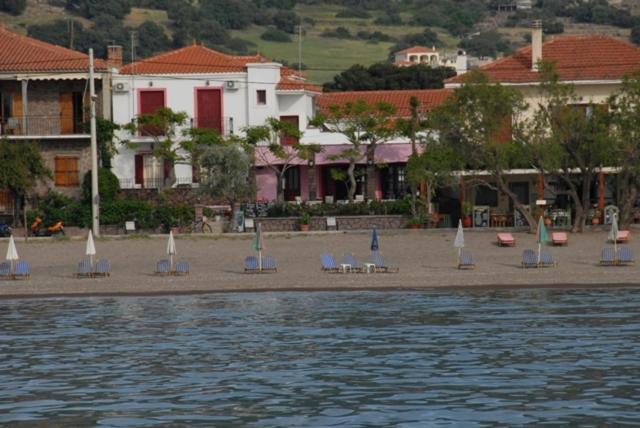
[
  {"x1": 279, "y1": 115, "x2": 299, "y2": 146},
  {"x1": 134, "y1": 154, "x2": 143, "y2": 186},
  {"x1": 196, "y1": 88, "x2": 222, "y2": 133},
  {"x1": 139, "y1": 90, "x2": 165, "y2": 136}
]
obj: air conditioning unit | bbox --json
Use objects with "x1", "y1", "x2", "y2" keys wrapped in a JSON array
[
  {"x1": 225, "y1": 81, "x2": 238, "y2": 90},
  {"x1": 113, "y1": 82, "x2": 130, "y2": 93}
]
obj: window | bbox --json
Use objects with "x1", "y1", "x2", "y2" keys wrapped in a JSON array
[
  {"x1": 279, "y1": 115, "x2": 299, "y2": 145},
  {"x1": 257, "y1": 89, "x2": 267, "y2": 105},
  {"x1": 284, "y1": 166, "x2": 300, "y2": 201},
  {"x1": 475, "y1": 185, "x2": 498, "y2": 207},
  {"x1": 55, "y1": 157, "x2": 79, "y2": 187}
]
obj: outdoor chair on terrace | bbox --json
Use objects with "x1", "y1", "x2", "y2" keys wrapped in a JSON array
[
  {"x1": 75, "y1": 259, "x2": 92, "y2": 278},
  {"x1": 521, "y1": 250, "x2": 538, "y2": 268},
  {"x1": 369, "y1": 251, "x2": 399, "y2": 273},
  {"x1": 321, "y1": 253, "x2": 339, "y2": 272},
  {"x1": 0, "y1": 262, "x2": 10, "y2": 278},
  {"x1": 617, "y1": 247, "x2": 634, "y2": 266},
  {"x1": 342, "y1": 253, "x2": 362, "y2": 272},
  {"x1": 497, "y1": 233, "x2": 516, "y2": 247},
  {"x1": 244, "y1": 256, "x2": 259, "y2": 273},
  {"x1": 539, "y1": 250, "x2": 557, "y2": 268},
  {"x1": 175, "y1": 262, "x2": 190, "y2": 276},
  {"x1": 14, "y1": 261, "x2": 30, "y2": 279},
  {"x1": 94, "y1": 259, "x2": 111, "y2": 277},
  {"x1": 600, "y1": 247, "x2": 616, "y2": 266},
  {"x1": 613, "y1": 230, "x2": 631, "y2": 243},
  {"x1": 552, "y1": 232, "x2": 568, "y2": 246},
  {"x1": 458, "y1": 250, "x2": 475, "y2": 270},
  {"x1": 261, "y1": 256, "x2": 277, "y2": 272},
  {"x1": 155, "y1": 259, "x2": 171, "y2": 275}
]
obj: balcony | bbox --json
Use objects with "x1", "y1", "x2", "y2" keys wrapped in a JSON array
[
  {"x1": 130, "y1": 116, "x2": 235, "y2": 141},
  {"x1": 119, "y1": 177, "x2": 195, "y2": 190},
  {"x1": 0, "y1": 116, "x2": 88, "y2": 139}
]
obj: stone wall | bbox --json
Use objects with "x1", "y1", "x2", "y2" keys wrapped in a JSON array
[{"x1": 255, "y1": 215, "x2": 406, "y2": 232}]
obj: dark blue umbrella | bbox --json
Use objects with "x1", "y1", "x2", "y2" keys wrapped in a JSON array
[{"x1": 370, "y1": 227, "x2": 379, "y2": 252}]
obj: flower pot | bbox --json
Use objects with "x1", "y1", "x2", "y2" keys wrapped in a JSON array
[
  {"x1": 544, "y1": 217, "x2": 552, "y2": 228},
  {"x1": 408, "y1": 224, "x2": 421, "y2": 230},
  {"x1": 462, "y1": 216, "x2": 472, "y2": 228},
  {"x1": 300, "y1": 224, "x2": 310, "y2": 232},
  {"x1": 592, "y1": 217, "x2": 600, "y2": 225}
]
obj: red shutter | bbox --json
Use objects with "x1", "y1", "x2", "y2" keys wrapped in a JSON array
[
  {"x1": 280, "y1": 115, "x2": 299, "y2": 146},
  {"x1": 139, "y1": 90, "x2": 165, "y2": 115},
  {"x1": 134, "y1": 154, "x2": 143, "y2": 185},
  {"x1": 196, "y1": 88, "x2": 222, "y2": 133}
]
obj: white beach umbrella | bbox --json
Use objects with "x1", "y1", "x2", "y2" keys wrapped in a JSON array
[
  {"x1": 85, "y1": 230, "x2": 96, "y2": 268},
  {"x1": 608, "y1": 213, "x2": 619, "y2": 255},
  {"x1": 454, "y1": 219, "x2": 465, "y2": 261},
  {"x1": 5, "y1": 235, "x2": 18, "y2": 275},
  {"x1": 166, "y1": 231, "x2": 177, "y2": 271}
]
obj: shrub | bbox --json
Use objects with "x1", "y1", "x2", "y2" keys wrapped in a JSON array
[
  {"x1": 153, "y1": 199, "x2": 194, "y2": 232},
  {"x1": 260, "y1": 28, "x2": 292, "y2": 42},
  {"x1": 31, "y1": 191, "x2": 88, "y2": 227},
  {"x1": 336, "y1": 7, "x2": 370, "y2": 19},
  {"x1": 101, "y1": 199, "x2": 156, "y2": 229},
  {"x1": 320, "y1": 27, "x2": 352, "y2": 39},
  {"x1": 82, "y1": 168, "x2": 120, "y2": 203},
  {"x1": 374, "y1": 13, "x2": 402, "y2": 26}
]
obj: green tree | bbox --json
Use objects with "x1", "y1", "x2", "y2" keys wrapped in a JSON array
[
  {"x1": 245, "y1": 118, "x2": 321, "y2": 203},
  {"x1": 0, "y1": 140, "x2": 51, "y2": 225},
  {"x1": 312, "y1": 100, "x2": 397, "y2": 202},
  {"x1": 431, "y1": 71, "x2": 536, "y2": 231},
  {"x1": 0, "y1": 0, "x2": 27, "y2": 15},
  {"x1": 199, "y1": 143, "x2": 255, "y2": 223}
]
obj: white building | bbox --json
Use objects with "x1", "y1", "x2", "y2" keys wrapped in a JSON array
[
  {"x1": 393, "y1": 46, "x2": 468, "y2": 75},
  {"x1": 110, "y1": 44, "x2": 320, "y2": 189}
]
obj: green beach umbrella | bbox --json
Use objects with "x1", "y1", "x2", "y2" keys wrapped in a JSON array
[
  {"x1": 252, "y1": 223, "x2": 264, "y2": 271},
  {"x1": 608, "y1": 213, "x2": 619, "y2": 255},
  {"x1": 536, "y1": 216, "x2": 549, "y2": 264}
]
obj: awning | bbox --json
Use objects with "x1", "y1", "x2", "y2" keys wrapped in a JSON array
[{"x1": 254, "y1": 143, "x2": 415, "y2": 166}]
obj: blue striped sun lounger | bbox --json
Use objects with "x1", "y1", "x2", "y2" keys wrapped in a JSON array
[
  {"x1": 155, "y1": 259, "x2": 171, "y2": 275},
  {"x1": 261, "y1": 256, "x2": 277, "y2": 272},
  {"x1": 0, "y1": 262, "x2": 11, "y2": 278},
  {"x1": 342, "y1": 253, "x2": 362, "y2": 272},
  {"x1": 175, "y1": 262, "x2": 190, "y2": 276},
  {"x1": 617, "y1": 247, "x2": 634, "y2": 266},
  {"x1": 521, "y1": 250, "x2": 538, "y2": 268},
  {"x1": 370, "y1": 251, "x2": 399, "y2": 273},
  {"x1": 14, "y1": 261, "x2": 30, "y2": 279},
  {"x1": 321, "y1": 253, "x2": 339, "y2": 272},
  {"x1": 94, "y1": 259, "x2": 111, "y2": 277},
  {"x1": 539, "y1": 250, "x2": 557, "y2": 268},
  {"x1": 458, "y1": 250, "x2": 475, "y2": 269},
  {"x1": 75, "y1": 259, "x2": 92, "y2": 278},
  {"x1": 600, "y1": 247, "x2": 616, "y2": 266},
  {"x1": 244, "y1": 256, "x2": 259, "y2": 273}
]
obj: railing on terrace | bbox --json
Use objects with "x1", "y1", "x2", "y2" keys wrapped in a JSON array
[
  {"x1": 0, "y1": 116, "x2": 87, "y2": 137},
  {"x1": 134, "y1": 116, "x2": 235, "y2": 138},
  {"x1": 119, "y1": 177, "x2": 195, "y2": 190}
]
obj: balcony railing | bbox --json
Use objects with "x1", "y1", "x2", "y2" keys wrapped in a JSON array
[
  {"x1": 132, "y1": 116, "x2": 235, "y2": 138},
  {"x1": 0, "y1": 116, "x2": 87, "y2": 137},
  {"x1": 119, "y1": 177, "x2": 195, "y2": 190}
]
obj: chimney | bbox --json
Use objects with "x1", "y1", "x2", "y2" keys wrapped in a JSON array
[
  {"x1": 531, "y1": 20, "x2": 543, "y2": 72},
  {"x1": 107, "y1": 45, "x2": 123, "y2": 70}
]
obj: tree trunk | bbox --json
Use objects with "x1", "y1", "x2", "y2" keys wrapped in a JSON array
[
  {"x1": 276, "y1": 170, "x2": 285, "y2": 204},
  {"x1": 347, "y1": 159, "x2": 357, "y2": 202},
  {"x1": 576, "y1": 173, "x2": 592, "y2": 233},
  {"x1": 495, "y1": 176, "x2": 537, "y2": 233},
  {"x1": 366, "y1": 164, "x2": 376, "y2": 201},
  {"x1": 620, "y1": 184, "x2": 637, "y2": 228}
]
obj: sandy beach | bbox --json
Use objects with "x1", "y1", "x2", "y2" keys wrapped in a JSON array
[{"x1": 0, "y1": 229, "x2": 639, "y2": 299}]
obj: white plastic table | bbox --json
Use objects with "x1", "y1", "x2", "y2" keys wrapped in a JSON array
[
  {"x1": 340, "y1": 263, "x2": 352, "y2": 273},
  {"x1": 363, "y1": 263, "x2": 376, "y2": 274}
]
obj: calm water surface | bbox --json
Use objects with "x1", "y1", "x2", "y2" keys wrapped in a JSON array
[{"x1": 1, "y1": 289, "x2": 640, "y2": 426}]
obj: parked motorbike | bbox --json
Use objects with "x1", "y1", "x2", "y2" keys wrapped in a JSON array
[
  {"x1": 0, "y1": 223, "x2": 11, "y2": 237},
  {"x1": 30, "y1": 217, "x2": 65, "y2": 237}
]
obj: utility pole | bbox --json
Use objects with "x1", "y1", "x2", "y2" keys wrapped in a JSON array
[
  {"x1": 89, "y1": 48, "x2": 100, "y2": 237},
  {"x1": 297, "y1": 25, "x2": 302, "y2": 74}
]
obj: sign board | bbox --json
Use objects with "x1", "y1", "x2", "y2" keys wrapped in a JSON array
[
  {"x1": 326, "y1": 216, "x2": 337, "y2": 227},
  {"x1": 244, "y1": 218, "x2": 254, "y2": 229},
  {"x1": 535, "y1": 199, "x2": 547, "y2": 206},
  {"x1": 234, "y1": 211, "x2": 245, "y2": 233},
  {"x1": 473, "y1": 206, "x2": 490, "y2": 228},
  {"x1": 125, "y1": 221, "x2": 136, "y2": 232}
]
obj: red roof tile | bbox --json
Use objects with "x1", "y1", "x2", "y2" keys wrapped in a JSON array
[
  {"x1": 317, "y1": 89, "x2": 452, "y2": 117},
  {"x1": 277, "y1": 66, "x2": 321, "y2": 93},
  {"x1": 0, "y1": 26, "x2": 107, "y2": 73},
  {"x1": 395, "y1": 45, "x2": 436, "y2": 55},
  {"x1": 447, "y1": 35, "x2": 640, "y2": 84}
]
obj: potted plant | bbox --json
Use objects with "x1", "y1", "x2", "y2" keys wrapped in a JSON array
[
  {"x1": 406, "y1": 216, "x2": 423, "y2": 230},
  {"x1": 299, "y1": 211, "x2": 311, "y2": 231},
  {"x1": 462, "y1": 202, "x2": 473, "y2": 228}
]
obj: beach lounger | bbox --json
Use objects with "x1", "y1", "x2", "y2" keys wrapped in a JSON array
[
  {"x1": 343, "y1": 253, "x2": 362, "y2": 272},
  {"x1": 75, "y1": 259, "x2": 92, "y2": 278},
  {"x1": 369, "y1": 251, "x2": 399, "y2": 273},
  {"x1": 14, "y1": 261, "x2": 30, "y2": 279},
  {"x1": 244, "y1": 256, "x2": 259, "y2": 273},
  {"x1": 94, "y1": 259, "x2": 111, "y2": 277},
  {"x1": 617, "y1": 247, "x2": 634, "y2": 266},
  {"x1": 552, "y1": 232, "x2": 568, "y2": 246},
  {"x1": 320, "y1": 253, "x2": 339, "y2": 272},
  {"x1": 539, "y1": 250, "x2": 557, "y2": 268},
  {"x1": 261, "y1": 256, "x2": 277, "y2": 272},
  {"x1": 155, "y1": 259, "x2": 171, "y2": 275},
  {"x1": 0, "y1": 262, "x2": 10, "y2": 278},
  {"x1": 521, "y1": 249, "x2": 538, "y2": 268},
  {"x1": 600, "y1": 247, "x2": 616, "y2": 266},
  {"x1": 175, "y1": 261, "x2": 190, "y2": 276},
  {"x1": 615, "y1": 230, "x2": 631, "y2": 243},
  {"x1": 498, "y1": 233, "x2": 516, "y2": 247},
  {"x1": 458, "y1": 250, "x2": 475, "y2": 269}
]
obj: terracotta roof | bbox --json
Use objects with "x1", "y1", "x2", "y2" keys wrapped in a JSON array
[
  {"x1": 447, "y1": 35, "x2": 640, "y2": 84},
  {"x1": 120, "y1": 44, "x2": 265, "y2": 74},
  {"x1": 0, "y1": 26, "x2": 107, "y2": 73},
  {"x1": 317, "y1": 89, "x2": 452, "y2": 117},
  {"x1": 277, "y1": 66, "x2": 321, "y2": 93},
  {"x1": 395, "y1": 45, "x2": 436, "y2": 55}
]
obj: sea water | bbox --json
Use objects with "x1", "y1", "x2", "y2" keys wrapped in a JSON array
[{"x1": 1, "y1": 289, "x2": 640, "y2": 426}]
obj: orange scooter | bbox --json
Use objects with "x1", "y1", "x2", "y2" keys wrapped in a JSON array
[{"x1": 30, "y1": 217, "x2": 65, "y2": 237}]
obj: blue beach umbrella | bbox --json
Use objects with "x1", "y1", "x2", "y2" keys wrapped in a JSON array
[
  {"x1": 370, "y1": 227, "x2": 379, "y2": 252},
  {"x1": 536, "y1": 216, "x2": 549, "y2": 264}
]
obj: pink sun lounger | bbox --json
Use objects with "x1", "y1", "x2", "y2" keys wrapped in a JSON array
[
  {"x1": 552, "y1": 232, "x2": 568, "y2": 246},
  {"x1": 497, "y1": 233, "x2": 515, "y2": 247},
  {"x1": 615, "y1": 230, "x2": 631, "y2": 243}
]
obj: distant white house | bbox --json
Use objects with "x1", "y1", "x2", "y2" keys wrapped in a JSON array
[
  {"x1": 109, "y1": 44, "x2": 320, "y2": 190},
  {"x1": 392, "y1": 46, "x2": 468, "y2": 75}
]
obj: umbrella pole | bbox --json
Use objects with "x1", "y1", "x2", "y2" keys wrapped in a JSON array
[
  {"x1": 258, "y1": 249, "x2": 262, "y2": 272},
  {"x1": 170, "y1": 254, "x2": 174, "y2": 272},
  {"x1": 537, "y1": 243, "x2": 541, "y2": 265}
]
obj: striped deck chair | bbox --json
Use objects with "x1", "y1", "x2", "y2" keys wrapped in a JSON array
[
  {"x1": 244, "y1": 256, "x2": 259, "y2": 273},
  {"x1": 521, "y1": 249, "x2": 538, "y2": 268},
  {"x1": 0, "y1": 262, "x2": 11, "y2": 278},
  {"x1": 458, "y1": 250, "x2": 475, "y2": 269},
  {"x1": 342, "y1": 253, "x2": 362, "y2": 272},
  {"x1": 600, "y1": 247, "x2": 616, "y2": 266},
  {"x1": 155, "y1": 259, "x2": 171, "y2": 275},
  {"x1": 261, "y1": 256, "x2": 277, "y2": 272},
  {"x1": 551, "y1": 232, "x2": 568, "y2": 246},
  {"x1": 370, "y1": 251, "x2": 399, "y2": 273},
  {"x1": 14, "y1": 261, "x2": 30, "y2": 279},
  {"x1": 539, "y1": 250, "x2": 557, "y2": 268},
  {"x1": 175, "y1": 261, "x2": 190, "y2": 276},
  {"x1": 321, "y1": 253, "x2": 339, "y2": 272},
  {"x1": 617, "y1": 247, "x2": 634, "y2": 266},
  {"x1": 497, "y1": 233, "x2": 516, "y2": 247},
  {"x1": 94, "y1": 259, "x2": 111, "y2": 277},
  {"x1": 75, "y1": 259, "x2": 92, "y2": 278}
]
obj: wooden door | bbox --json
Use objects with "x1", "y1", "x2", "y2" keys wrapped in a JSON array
[
  {"x1": 279, "y1": 115, "x2": 299, "y2": 146},
  {"x1": 60, "y1": 92, "x2": 74, "y2": 134},
  {"x1": 139, "y1": 90, "x2": 165, "y2": 136},
  {"x1": 196, "y1": 88, "x2": 222, "y2": 133},
  {"x1": 134, "y1": 154, "x2": 144, "y2": 186}
]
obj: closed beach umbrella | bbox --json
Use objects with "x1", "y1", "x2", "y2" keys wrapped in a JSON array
[
  {"x1": 608, "y1": 213, "x2": 619, "y2": 254},
  {"x1": 167, "y1": 230, "x2": 177, "y2": 271},
  {"x1": 536, "y1": 216, "x2": 549, "y2": 264},
  {"x1": 6, "y1": 235, "x2": 18, "y2": 274},
  {"x1": 454, "y1": 219, "x2": 465, "y2": 259},
  {"x1": 86, "y1": 230, "x2": 96, "y2": 268},
  {"x1": 252, "y1": 223, "x2": 264, "y2": 271},
  {"x1": 370, "y1": 227, "x2": 379, "y2": 252}
]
